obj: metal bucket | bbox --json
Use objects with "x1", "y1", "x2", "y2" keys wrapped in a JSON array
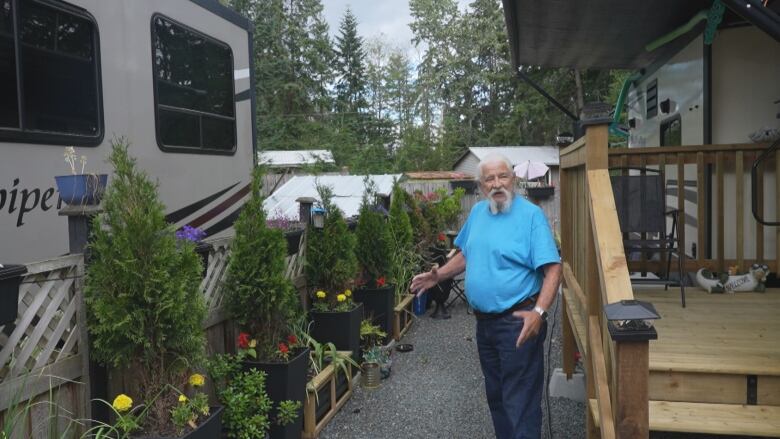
[{"x1": 362, "y1": 362, "x2": 381, "y2": 389}]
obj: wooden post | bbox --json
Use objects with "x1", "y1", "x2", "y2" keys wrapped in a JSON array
[
  {"x1": 560, "y1": 142, "x2": 576, "y2": 378},
  {"x1": 614, "y1": 341, "x2": 650, "y2": 438},
  {"x1": 581, "y1": 106, "x2": 610, "y2": 439},
  {"x1": 297, "y1": 196, "x2": 316, "y2": 225},
  {"x1": 58, "y1": 204, "x2": 105, "y2": 426}
]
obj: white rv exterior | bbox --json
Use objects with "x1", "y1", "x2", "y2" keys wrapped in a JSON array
[
  {"x1": 627, "y1": 25, "x2": 779, "y2": 261},
  {"x1": 0, "y1": 0, "x2": 255, "y2": 263}
]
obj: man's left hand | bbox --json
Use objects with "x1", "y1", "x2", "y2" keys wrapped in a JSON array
[{"x1": 512, "y1": 310, "x2": 542, "y2": 347}]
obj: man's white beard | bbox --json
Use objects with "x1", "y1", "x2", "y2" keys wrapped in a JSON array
[{"x1": 488, "y1": 188, "x2": 513, "y2": 214}]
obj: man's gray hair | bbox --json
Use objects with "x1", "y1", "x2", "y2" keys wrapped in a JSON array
[{"x1": 476, "y1": 153, "x2": 514, "y2": 180}]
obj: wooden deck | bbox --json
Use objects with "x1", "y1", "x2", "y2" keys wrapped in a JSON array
[{"x1": 567, "y1": 286, "x2": 780, "y2": 436}]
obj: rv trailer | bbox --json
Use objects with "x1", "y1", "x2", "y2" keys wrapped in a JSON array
[{"x1": 0, "y1": 0, "x2": 255, "y2": 263}]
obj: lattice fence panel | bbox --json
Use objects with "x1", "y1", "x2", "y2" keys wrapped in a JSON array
[{"x1": 0, "y1": 255, "x2": 82, "y2": 382}]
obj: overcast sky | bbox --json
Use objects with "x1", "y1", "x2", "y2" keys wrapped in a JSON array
[{"x1": 321, "y1": 0, "x2": 472, "y2": 60}]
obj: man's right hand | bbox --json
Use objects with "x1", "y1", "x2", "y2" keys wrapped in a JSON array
[{"x1": 410, "y1": 266, "x2": 439, "y2": 297}]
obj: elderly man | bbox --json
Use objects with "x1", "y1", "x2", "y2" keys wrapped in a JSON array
[{"x1": 411, "y1": 153, "x2": 561, "y2": 439}]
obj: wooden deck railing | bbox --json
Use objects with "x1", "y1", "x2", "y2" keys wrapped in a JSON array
[
  {"x1": 607, "y1": 143, "x2": 778, "y2": 274},
  {"x1": 560, "y1": 123, "x2": 650, "y2": 439}
]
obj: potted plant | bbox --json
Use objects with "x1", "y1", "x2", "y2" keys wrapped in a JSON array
[
  {"x1": 85, "y1": 139, "x2": 215, "y2": 437},
  {"x1": 359, "y1": 320, "x2": 389, "y2": 389},
  {"x1": 207, "y1": 353, "x2": 302, "y2": 439},
  {"x1": 526, "y1": 185, "x2": 555, "y2": 199},
  {"x1": 266, "y1": 209, "x2": 306, "y2": 256},
  {"x1": 305, "y1": 184, "x2": 362, "y2": 361},
  {"x1": 0, "y1": 263, "x2": 27, "y2": 326},
  {"x1": 55, "y1": 146, "x2": 108, "y2": 206},
  {"x1": 352, "y1": 178, "x2": 395, "y2": 344},
  {"x1": 222, "y1": 166, "x2": 307, "y2": 439}
]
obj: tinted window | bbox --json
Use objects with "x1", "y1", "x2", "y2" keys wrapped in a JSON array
[
  {"x1": 0, "y1": 0, "x2": 101, "y2": 143},
  {"x1": 152, "y1": 15, "x2": 235, "y2": 153},
  {"x1": 0, "y1": 0, "x2": 19, "y2": 128}
]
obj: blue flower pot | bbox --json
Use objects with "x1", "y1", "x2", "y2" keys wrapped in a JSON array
[
  {"x1": 413, "y1": 292, "x2": 428, "y2": 316},
  {"x1": 54, "y1": 174, "x2": 108, "y2": 205}
]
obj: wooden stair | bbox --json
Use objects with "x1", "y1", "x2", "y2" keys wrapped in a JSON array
[{"x1": 589, "y1": 399, "x2": 780, "y2": 437}]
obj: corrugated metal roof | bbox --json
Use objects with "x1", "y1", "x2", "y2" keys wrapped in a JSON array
[
  {"x1": 263, "y1": 174, "x2": 403, "y2": 221},
  {"x1": 258, "y1": 150, "x2": 335, "y2": 167},
  {"x1": 465, "y1": 146, "x2": 559, "y2": 166},
  {"x1": 404, "y1": 171, "x2": 475, "y2": 180}
]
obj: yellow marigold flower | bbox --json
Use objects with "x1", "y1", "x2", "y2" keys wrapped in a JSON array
[
  {"x1": 249, "y1": 339, "x2": 257, "y2": 348},
  {"x1": 188, "y1": 373, "x2": 205, "y2": 387},
  {"x1": 179, "y1": 394, "x2": 188, "y2": 403},
  {"x1": 337, "y1": 294, "x2": 346, "y2": 302},
  {"x1": 316, "y1": 290, "x2": 326, "y2": 299},
  {"x1": 112, "y1": 394, "x2": 133, "y2": 412},
  {"x1": 344, "y1": 289, "x2": 352, "y2": 297}
]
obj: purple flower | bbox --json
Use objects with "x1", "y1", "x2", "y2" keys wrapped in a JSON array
[{"x1": 176, "y1": 225, "x2": 205, "y2": 242}]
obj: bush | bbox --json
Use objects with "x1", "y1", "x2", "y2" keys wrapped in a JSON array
[
  {"x1": 223, "y1": 166, "x2": 301, "y2": 360},
  {"x1": 354, "y1": 178, "x2": 393, "y2": 288},
  {"x1": 85, "y1": 139, "x2": 206, "y2": 435},
  {"x1": 305, "y1": 184, "x2": 358, "y2": 307},
  {"x1": 388, "y1": 182, "x2": 419, "y2": 299}
]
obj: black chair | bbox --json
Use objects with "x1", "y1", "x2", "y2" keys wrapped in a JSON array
[
  {"x1": 445, "y1": 249, "x2": 471, "y2": 314},
  {"x1": 610, "y1": 167, "x2": 686, "y2": 307},
  {"x1": 428, "y1": 246, "x2": 454, "y2": 319}
]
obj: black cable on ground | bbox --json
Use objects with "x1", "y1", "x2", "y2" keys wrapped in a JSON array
[{"x1": 544, "y1": 287, "x2": 561, "y2": 439}]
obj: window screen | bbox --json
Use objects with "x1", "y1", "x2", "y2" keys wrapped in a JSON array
[
  {"x1": 152, "y1": 15, "x2": 235, "y2": 154},
  {"x1": 0, "y1": 0, "x2": 101, "y2": 143}
]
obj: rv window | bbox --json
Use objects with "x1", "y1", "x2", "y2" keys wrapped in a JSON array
[
  {"x1": 660, "y1": 116, "x2": 681, "y2": 147},
  {"x1": 646, "y1": 79, "x2": 658, "y2": 119},
  {"x1": 152, "y1": 15, "x2": 236, "y2": 154},
  {"x1": 0, "y1": 0, "x2": 102, "y2": 144}
]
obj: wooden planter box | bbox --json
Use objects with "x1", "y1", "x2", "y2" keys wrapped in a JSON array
[
  {"x1": 393, "y1": 294, "x2": 414, "y2": 341},
  {"x1": 302, "y1": 354, "x2": 355, "y2": 439}
]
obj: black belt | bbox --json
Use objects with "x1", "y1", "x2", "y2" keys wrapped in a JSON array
[{"x1": 473, "y1": 294, "x2": 539, "y2": 320}]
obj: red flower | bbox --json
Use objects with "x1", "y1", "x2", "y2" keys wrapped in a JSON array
[
  {"x1": 278, "y1": 343, "x2": 289, "y2": 354},
  {"x1": 237, "y1": 332, "x2": 250, "y2": 349},
  {"x1": 287, "y1": 335, "x2": 298, "y2": 345},
  {"x1": 376, "y1": 276, "x2": 386, "y2": 287},
  {"x1": 437, "y1": 233, "x2": 446, "y2": 242}
]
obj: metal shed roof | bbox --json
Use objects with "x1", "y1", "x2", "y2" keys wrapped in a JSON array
[
  {"x1": 258, "y1": 150, "x2": 335, "y2": 167},
  {"x1": 263, "y1": 174, "x2": 402, "y2": 221},
  {"x1": 456, "y1": 146, "x2": 560, "y2": 167}
]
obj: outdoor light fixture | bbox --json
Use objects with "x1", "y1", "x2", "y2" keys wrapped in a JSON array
[
  {"x1": 311, "y1": 206, "x2": 326, "y2": 229},
  {"x1": 555, "y1": 132, "x2": 574, "y2": 147},
  {"x1": 603, "y1": 299, "x2": 661, "y2": 341}
]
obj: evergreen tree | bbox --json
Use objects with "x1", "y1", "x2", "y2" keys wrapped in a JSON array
[{"x1": 334, "y1": 8, "x2": 368, "y2": 114}]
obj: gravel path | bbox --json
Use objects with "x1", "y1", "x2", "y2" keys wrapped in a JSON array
[{"x1": 320, "y1": 293, "x2": 758, "y2": 438}]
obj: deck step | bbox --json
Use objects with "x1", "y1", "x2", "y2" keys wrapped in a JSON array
[{"x1": 588, "y1": 399, "x2": 780, "y2": 437}]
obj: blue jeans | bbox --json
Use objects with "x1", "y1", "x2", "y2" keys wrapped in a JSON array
[{"x1": 476, "y1": 309, "x2": 546, "y2": 439}]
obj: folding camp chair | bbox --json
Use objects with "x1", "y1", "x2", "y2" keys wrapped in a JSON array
[
  {"x1": 445, "y1": 249, "x2": 472, "y2": 314},
  {"x1": 610, "y1": 167, "x2": 686, "y2": 307}
]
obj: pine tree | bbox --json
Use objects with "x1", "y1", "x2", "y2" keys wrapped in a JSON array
[{"x1": 334, "y1": 8, "x2": 368, "y2": 114}]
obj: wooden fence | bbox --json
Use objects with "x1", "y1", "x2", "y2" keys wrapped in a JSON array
[{"x1": 0, "y1": 229, "x2": 307, "y2": 438}]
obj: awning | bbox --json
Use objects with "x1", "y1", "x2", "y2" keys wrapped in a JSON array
[{"x1": 501, "y1": 0, "x2": 780, "y2": 70}]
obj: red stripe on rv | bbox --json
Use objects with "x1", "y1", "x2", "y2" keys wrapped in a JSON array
[{"x1": 188, "y1": 183, "x2": 251, "y2": 228}]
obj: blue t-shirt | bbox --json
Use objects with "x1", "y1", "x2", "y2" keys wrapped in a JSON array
[{"x1": 454, "y1": 196, "x2": 560, "y2": 313}]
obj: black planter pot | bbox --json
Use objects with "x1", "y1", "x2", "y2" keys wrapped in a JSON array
[
  {"x1": 353, "y1": 285, "x2": 394, "y2": 344},
  {"x1": 139, "y1": 406, "x2": 223, "y2": 439},
  {"x1": 526, "y1": 186, "x2": 555, "y2": 199},
  {"x1": 310, "y1": 303, "x2": 363, "y2": 361},
  {"x1": 283, "y1": 229, "x2": 304, "y2": 256},
  {"x1": 193, "y1": 242, "x2": 213, "y2": 278},
  {"x1": 0, "y1": 264, "x2": 27, "y2": 326},
  {"x1": 242, "y1": 347, "x2": 310, "y2": 439}
]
